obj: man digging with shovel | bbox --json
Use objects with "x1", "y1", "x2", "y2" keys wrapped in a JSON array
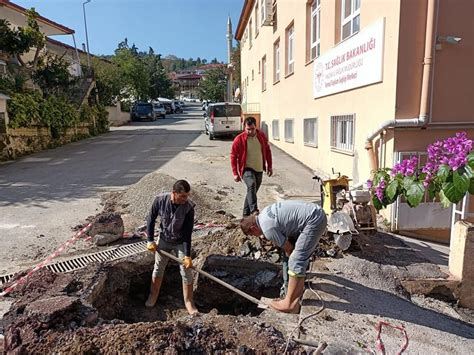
[
  {"x1": 145, "y1": 179, "x2": 198, "y2": 315},
  {"x1": 240, "y1": 200, "x2": 327, "y2": 313}
]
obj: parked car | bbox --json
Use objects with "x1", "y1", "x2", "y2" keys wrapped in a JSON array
[
  {"x1": 203, "y1": 102, "x2": 242, "y2": 140},
  {"x1": 131, "y1": 102, "x2": 155, "y2": 121},
  {"x1": 158, "y1": 98, "x2": 175, "y2": 114},
  {"x1": 173, "y1": 100, "x2": 183, "y2": 113},
  {"x1": 152, "y1": 102, "x2": 166, "y2": 118}
]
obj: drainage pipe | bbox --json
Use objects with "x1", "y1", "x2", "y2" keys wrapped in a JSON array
[{"x1": 365, "y1": 0, "x2": 437, "y2": 172}]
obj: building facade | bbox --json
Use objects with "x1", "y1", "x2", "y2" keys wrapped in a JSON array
[{"x1": 236, "y1": 0, "x2": 474, "y2": 241}]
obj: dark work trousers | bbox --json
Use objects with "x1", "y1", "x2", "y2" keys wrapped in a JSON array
[{"x1": 242, "y1": 169, "x2": 263, "y2": 216}]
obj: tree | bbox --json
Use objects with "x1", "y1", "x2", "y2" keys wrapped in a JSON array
[
  {"x1": 230, "y1": 42, "x2": 241, "y2": 90},
  {"x1": 92, "y1": 57, "x2": 123, "y2": 106},
  {"x1": 199, "y1": 67, "x2": 227, "y2": 102},
  {"x1": 32, "y1": 55, "x2": 76, "y2": 97},
  {"x1": 0, "y1": 9, "x2": 45, "y2": 70}
]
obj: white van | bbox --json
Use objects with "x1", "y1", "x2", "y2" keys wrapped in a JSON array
[{"x1": 203, "y1": 103, "x2": 242, "y2": 140}]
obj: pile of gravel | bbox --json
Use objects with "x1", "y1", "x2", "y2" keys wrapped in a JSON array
[{"x1": 117, "y1": 172, "x2": 229, "y2": 222}]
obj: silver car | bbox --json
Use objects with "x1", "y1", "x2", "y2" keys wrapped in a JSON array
[
  {"x1": 203, "y1": 103, "x2": 242, "y2": 140},
  {"x1": 152, "y1": 102, "x2": 166, "y2": 118}
]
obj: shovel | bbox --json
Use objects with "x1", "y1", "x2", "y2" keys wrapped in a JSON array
[{"x1": 157, "y1": 249, "x2": 269, "y2": 309}]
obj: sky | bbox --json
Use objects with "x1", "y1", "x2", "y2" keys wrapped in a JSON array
[{"x1": 13, "y1": 0, "x2": 243, "y2": 62}]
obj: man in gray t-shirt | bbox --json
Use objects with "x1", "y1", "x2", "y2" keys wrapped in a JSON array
[{"x1": 240, "y1": 200, "x2": 327, "y2": 313}]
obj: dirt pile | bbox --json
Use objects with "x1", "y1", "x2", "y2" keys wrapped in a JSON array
[{"x1": 102, "y1": 172, "x2": 231, "y2": 222}]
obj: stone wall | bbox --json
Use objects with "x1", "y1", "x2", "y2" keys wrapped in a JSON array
[{"x1": 0, "y1": 124, "x2": 90, "y2": 160}]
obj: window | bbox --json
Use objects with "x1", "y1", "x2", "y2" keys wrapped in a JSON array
[
  {"x1": 249, "y1": 18, "x2": 253, "y2": 47},
  {"x1": 341, "y1": 0, "x2": 360, "y2": 40},
  {"x1": 304, "y1": 118, "x2": 318, "y2": 147},
  {"x1": 262, "y1": 55, "x2": 267, "y2": 91},
  {"x1": 310, "y1": 0, "x2": 321, "y2": 60},
  {"x1": 272, "y1": 119, "x2": 280, "y2": 140},
  {"x1": 273, "y1": 39, "x2": 280, "y2": 83},
  {"x1": 331, "y1": 114, "x2": 355, "y2": 151},
  {"x1": 261, "y1": 121, "x2": 269, "y2": 137},
  {"x1": 273, "y1": 1, "x2": 278, "y2": 32},
  {"x1": 284, "y1": 119, "x2": 294, "y2": 143},
  {"x1": 255, "y1": 2, "x2": 259, "y2": 35},
  {"x1": 286, "y1": 23, "x2": 295, "y2": 75},
  {"x1": 260, "y1": 0, "x2": 266, "y2": 26}
]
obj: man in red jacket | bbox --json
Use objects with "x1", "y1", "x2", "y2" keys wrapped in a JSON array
[{"x1": 231, "y1": 116, "x2": 273, "y2": 216}]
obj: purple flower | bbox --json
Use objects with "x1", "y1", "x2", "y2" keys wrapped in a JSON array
[
  {"x1": 391, "y1": 156, "x2": 418, "y2": 177},
  {"x1": 425, "y1": 131, "x2": 473, "y2": 173},
  {"x1": 375, "y1": 177, "x2": 386, "y2": 202},
  {"x1": 366, "y1": 179, "x2": 373, "y2": 188}
]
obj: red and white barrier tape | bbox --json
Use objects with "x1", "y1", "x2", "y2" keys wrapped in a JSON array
[
  {"x1": 0, "y1": 223, "x2": 93, "y2": 297},
  {"x1": 366, "y1": 321, "x2": 409, "y2": 354}
]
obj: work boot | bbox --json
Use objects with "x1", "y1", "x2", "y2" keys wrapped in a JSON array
[
  {"x1": 183, "y1": 282, "x2": 198, "y2": 315},
  {"x1": 145, "y1": 276, "x2": 163, "y2": 308},
  {"x1": 270, "y1": 276, "x2": 305, "y2": 313}
]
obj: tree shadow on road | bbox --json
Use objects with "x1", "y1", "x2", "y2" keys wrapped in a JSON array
[{"x1": 0, "y1": 127, "x2": 201, "y2": 206}]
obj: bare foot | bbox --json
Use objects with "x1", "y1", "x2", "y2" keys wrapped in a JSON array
[
  {"x1": 145, "y1": 294, "x2": 158, "y2": 308},
  {"x1": 185, "y1": 301, "x2": 198, "y2": 315},
  {"x1": 270, "y1": 299, "x2": 300, "y2": 313}
]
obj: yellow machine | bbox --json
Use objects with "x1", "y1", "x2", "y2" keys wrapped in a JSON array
[{"x1": 321, "y1": 175, "x2": 351, "y2": 215}]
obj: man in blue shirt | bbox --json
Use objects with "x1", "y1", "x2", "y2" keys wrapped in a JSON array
[{"x1": 240, "y1": 200, "x2": 327, "y2": 313}]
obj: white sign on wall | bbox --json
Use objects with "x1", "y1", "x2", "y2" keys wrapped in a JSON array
[{"x1": 313, "y1": 18, "x2": 385, "y2": 99}]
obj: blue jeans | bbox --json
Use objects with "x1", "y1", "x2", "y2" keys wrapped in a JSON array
[{"x1": 242, "y1": 169, "x2": 263, "y2": 216}]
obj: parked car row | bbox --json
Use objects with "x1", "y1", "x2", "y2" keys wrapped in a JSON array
[
  {"x1": 130, "y1": 99, "x2": 185, "y2": 121},
  {"x1": 203, "y1": 102, "x2": 242, "y2": 140}
]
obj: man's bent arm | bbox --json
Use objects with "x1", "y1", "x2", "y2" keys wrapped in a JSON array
[{"x1": 146, "y1": 196, "x2": 161, "y2": 242}]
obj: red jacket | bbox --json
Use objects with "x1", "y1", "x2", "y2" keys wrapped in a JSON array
[{"x1": 230, "y1": 130, "x2": 272, "y2": 178}]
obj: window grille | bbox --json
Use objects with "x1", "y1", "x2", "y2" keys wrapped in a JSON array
[
  {"x1": 304, "y1": 118, "x2": 318, "y2": 147},
  {"x1": 272, "y1": 119, "x2": 280, "y2": 140},
  {"x1": 284, "y1": 119, "x2": 294, "y2": 143},
  {"x1": 331, "y1": 114, "x2": 355, "y2": 151}
]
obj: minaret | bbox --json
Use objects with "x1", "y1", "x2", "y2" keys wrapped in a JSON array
[{"x1": 226, "y1": 16, "x2": 233, "y2": 63}]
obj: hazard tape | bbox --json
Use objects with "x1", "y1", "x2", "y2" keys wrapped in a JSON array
[{"x1": 0, "y1": 223, "x2": 93, "y2": 297}]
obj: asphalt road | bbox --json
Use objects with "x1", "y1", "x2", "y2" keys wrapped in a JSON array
[{"x1": 0, "y1": 104, "x2": 206, "y2": 274}]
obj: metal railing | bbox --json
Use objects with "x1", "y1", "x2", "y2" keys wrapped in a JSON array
[{"x1": 241, "y1": 102, "x2": 260, "y2": 113}]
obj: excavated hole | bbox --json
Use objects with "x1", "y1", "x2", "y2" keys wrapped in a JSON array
[{"x1": 90, "y1": 254, "x2": 282, "y2": 324}]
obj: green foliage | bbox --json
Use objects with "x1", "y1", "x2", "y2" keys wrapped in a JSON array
[
  {"x1": 231, "y1": 42, "x2": 241, "y2": 89},
  {"x1": 199, "y1": 67, "x2": 227, "y2": 102},
  {"x1": 0, "y1": 9, "x2": 45, "y2": 65},
  {"x1": 370, "y1": 133, "x2": 474, "y2": 210},
  {"x1": 8, "y1": 91, "x2": 43, "y2": 128},
  {"x1": 33, "y1": 55, "x2": 76, "y2": 97},
  {"x1": 92, "y1": 57, "x2": 122, "y2": 106}
]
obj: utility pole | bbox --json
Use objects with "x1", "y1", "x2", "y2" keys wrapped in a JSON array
[{"x1": 83, "y1": 0, "x2": 92, "y2": 69}]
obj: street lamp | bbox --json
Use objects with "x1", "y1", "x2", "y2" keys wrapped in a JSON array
[{"x1": 83, "y1": 0, "x2": 92, "y2": 69}]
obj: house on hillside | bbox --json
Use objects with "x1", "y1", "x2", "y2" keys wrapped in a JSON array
[
  {"x1": 0, "y1": 0, "x2": 77, "y2": 68},
  {"x1": 235, "y1": 0, "x2": 474, "y2": 242}
]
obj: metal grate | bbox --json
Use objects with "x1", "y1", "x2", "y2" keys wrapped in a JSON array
[
  {"x1": 0, "y1": 226, "x2": 226, "y2": 287},
  {"x1": 0, "y1": 241, "x2": 147, "y2": 286}
]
